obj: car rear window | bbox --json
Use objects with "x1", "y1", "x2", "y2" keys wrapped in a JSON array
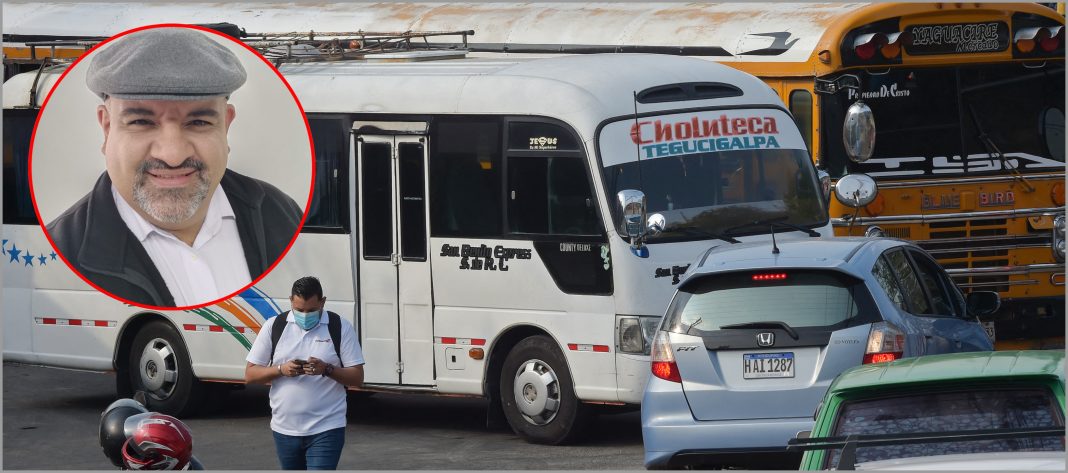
[
  {"x1": 667, "y1": 271, "x2": 863, "y2": 334},
  {"x1": 826, "y1": 387, "x2": 1064, "y2": 467}
]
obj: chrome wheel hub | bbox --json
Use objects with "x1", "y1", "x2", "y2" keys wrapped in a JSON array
[
  {"x1": 512, "y1": 358, "x2": 561, "y2": 425},
  {"x1": 139, "y1": 338, "x2": 178, "y2": 400}
]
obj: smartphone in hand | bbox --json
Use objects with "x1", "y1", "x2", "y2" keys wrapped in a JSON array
[{"x1": 293, "y1": 359, "x2": 308, "y2": 366}]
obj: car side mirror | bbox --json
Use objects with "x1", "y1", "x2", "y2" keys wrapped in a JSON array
[{"x1": 967, "y1": 291, "x2": 1001, "y2": 317}]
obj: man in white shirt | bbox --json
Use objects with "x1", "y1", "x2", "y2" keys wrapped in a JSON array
[
  {"x1": 46, "y1": 26, "x2": 302, "y2": 308},
  {"x1": 245, "y1": 276, "x2": 364, "y2": 470}
]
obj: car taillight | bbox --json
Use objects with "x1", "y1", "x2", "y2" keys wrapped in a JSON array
[
  {"x1": 650, "y1": 331, "x2": 681, "y2": 383},
  {"x1": 863, "y1": 321, "x2": 905, "y2": 364}
]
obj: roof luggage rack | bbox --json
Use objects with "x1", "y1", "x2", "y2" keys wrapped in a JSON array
[
  {"x1": 242, "y1": 30, "x2": 474, "y2": 64},
  {"x1": 3, "y1": 25, "x2": 475, "y2": 67}
]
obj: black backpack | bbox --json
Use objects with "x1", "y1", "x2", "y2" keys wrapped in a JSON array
[{"x1": 268, "y1": 311, "x2": 344, "y2": 367}]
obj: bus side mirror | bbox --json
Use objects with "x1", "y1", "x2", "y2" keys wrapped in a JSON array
[
  {"x1": 818, "y1": 169, "x2": 831, "y2": 203},
  {"x1": 967, "y1": 291, "x2": 1001, "y2": 317},
  {"x1": 843, "y1": 101, "x2": 875, "y2": 163},
  {"x1": 834, "y1": 173, "x2": 878, "y2": 208},
  {"x1": 618, "y1": 189, "x2": 647, "y2": 240}
]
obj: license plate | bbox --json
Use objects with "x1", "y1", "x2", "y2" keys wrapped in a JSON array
[{"x1": 743, "y1": 352, "x2": 795, "y2": 379}]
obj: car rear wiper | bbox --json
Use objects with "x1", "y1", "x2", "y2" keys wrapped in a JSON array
[
  {"x1": 719, "y1": 321, "x2": 800, "y2": 340},
  {"x1": 723, "y1": 216, "x2": 821, "y2": 238},
  {"x1": 670, "y1": 226, "x2": 740, "y2": 244},
  {"x1": 685, "y1": 317, "x2": 703, "y2": 336}
]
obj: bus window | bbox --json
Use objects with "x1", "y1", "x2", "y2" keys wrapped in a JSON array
[
  {"x1": 789, "y1": 89, "x2": 813, "y2": 155},
  {"x1": 303, "y1": 117, "x2": 349, "y2": 232},
  {"x1": 821, "y1": 63, "x2": 1065, "y2": 177},
  {"x1": 3, "y1": 110, "x2": 38, "y2": 225},
  {"x1": 398, "y1": 142, "x2": 427, "y2": 261},
  {"x1": 958, "y1": 63, "x2": 1066, "y2": 164},
  {"x1": 361, "y1": 142, "x2": 392, "y2": 259},
  {"x1": 507, "y1": 156, "x2": 600, "y2": 235},
  {"x1": 603, "y1": 148, "x2": 824, "y2": 241},
  {"x1": 429, "y1": 119, "x2": 503, "y2": 237},
  {"x1": 507, "y1": 121, "x2": 580, "y2": 151}
]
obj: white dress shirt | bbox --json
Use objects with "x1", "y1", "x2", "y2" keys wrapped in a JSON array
[{"x1": 112, "y1": 185, "x2": 252, "y2": 306}]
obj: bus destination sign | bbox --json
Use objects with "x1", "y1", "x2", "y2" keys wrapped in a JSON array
[{"x1": 904, "y1": 21, "x2": 1009, "y2": 55}]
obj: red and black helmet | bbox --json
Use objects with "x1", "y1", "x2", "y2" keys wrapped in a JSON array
[{"x1": 120, "y1": 413, "x2": 193, "y2": 470}]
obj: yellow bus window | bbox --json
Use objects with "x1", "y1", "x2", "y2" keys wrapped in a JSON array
[{"x1": 789, "y1": 90, "x2": 813, "y2": 155}]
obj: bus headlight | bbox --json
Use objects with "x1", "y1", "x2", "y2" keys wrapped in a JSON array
[
  {"x1": 1053, "y1": 215, "x2": 1065, "y2": 262},
  {"x1": 617, "y1": 315, "x2": 662, "y2": 355}
]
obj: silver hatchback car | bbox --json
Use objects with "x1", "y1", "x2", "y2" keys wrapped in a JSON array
[{"x1": 641, "y1": 237, "x2": 997, "y2": 469}]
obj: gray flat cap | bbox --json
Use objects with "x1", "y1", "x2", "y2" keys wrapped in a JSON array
[{"x1": 86, "y1": 27, "x2": 247, "y2": 101}]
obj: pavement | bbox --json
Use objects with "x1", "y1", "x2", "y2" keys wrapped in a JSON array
[{"x1": 2, "y1": 362, "x2": 645, "y2": 470}]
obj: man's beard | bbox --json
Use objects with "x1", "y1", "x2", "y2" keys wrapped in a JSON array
[{"x1": 132, "y1": 158, "x2": 211, "y2": 224}]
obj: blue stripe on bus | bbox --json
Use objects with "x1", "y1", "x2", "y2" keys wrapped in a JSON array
[{"x1": 239, "y1": 287, "x2": 283, "y2": 320}]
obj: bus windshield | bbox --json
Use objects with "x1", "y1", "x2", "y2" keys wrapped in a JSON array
[
  {"x1": 822, "y1": 62, "x2": 1066, "y2": 178},
  {"x1": 598, "y1": 108, "x2": 826, "y2": 242}
]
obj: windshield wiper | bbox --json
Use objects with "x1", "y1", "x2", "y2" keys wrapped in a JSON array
[
  {"x1": 719, "y1": 321, "x2": 800, "y2": 340},
  {"x1": 961, "y1": 93, "x2": 1035, "y2": 192},
  {"x1": 670, "y1": 226, "x2": 740, "y2": 244},
  {"x1": 723, "y1": 216, "x2": 820, "y2": 238}
]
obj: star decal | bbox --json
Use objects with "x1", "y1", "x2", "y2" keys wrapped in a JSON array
[
  {"x1": 38, "y1": 255, "x2": 47, "y2": 265},
  {"x1": 50, "y1": 252, "x2": 57, "y2": 261},
  {"x1": 1, "y1": 239, "x2": 7, "y2": 255},
  {"x1": 8, "y1": 245, "x2": 21, "y2": 264},
  {"x1": 22, "y1": 254, "x2": 34, "y2": 266}
]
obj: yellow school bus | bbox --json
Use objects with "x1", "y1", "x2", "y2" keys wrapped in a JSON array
[
  {"x1": 722, "y1": 3, "x2": 1065, "y2": 349},
  {"x1": 3, "y1": 3, "x2": 1064, "y2": 350}
]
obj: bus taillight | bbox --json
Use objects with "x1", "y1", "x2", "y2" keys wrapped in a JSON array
[
  {"x1": 880, "y1": 32, "x2": 909, "y2": 59},
  {"x1": 1041, "y1": 26, "x2": 1064, "y2": 51},
  {"x1": 1015, "y1": 26, "x2": 1064, "y2": 54},
  {"x1": 853, "y1": 33, "x2": 884, "y2": 60},
  {"x1": 853, "y1": 32, "x2": 908, "y2": 61}
]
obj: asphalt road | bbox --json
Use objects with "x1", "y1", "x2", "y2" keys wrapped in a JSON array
[{"x1": 2, "y1": 362, "x2": 644, "y2": 470}]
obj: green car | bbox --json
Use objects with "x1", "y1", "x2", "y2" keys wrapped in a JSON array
[{"x1": 792, "y1": 351, "x2": 1065, "y2": 470}]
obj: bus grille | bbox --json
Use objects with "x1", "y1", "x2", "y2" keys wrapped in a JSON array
[{"x1": 914, "y1": 218, "x2": 1052, "y2": 293}]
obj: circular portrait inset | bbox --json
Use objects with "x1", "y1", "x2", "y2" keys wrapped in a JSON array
[{"x1": 31, "y1": 24, "x2": 313, "y2": 309}]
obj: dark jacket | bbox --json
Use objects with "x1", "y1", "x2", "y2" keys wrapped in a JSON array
[{"x1": 46, "y1": 170, "x2": 303, "y2": 307}]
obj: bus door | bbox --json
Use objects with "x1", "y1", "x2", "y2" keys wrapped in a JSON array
[{"x1": 354, "y1": 121, "x2": 434, "y2": 386}]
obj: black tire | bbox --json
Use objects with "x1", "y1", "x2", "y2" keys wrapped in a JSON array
[
  {"x1": 126, "y1": 322, "x2": 206, "y2": 417},
  {"x1": 499, "y1": 335, "x2": 589, "y2": 445}
]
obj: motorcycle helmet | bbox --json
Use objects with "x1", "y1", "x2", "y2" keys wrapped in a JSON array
[
  {"x1": 100, "y1": 398, "x2": 149, "y2": 467},
  {"x1": 121, "y1": 413, "x2": 193, "y2": 470}
]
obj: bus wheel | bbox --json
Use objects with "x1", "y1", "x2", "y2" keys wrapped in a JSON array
[
  {"x1": 127, "y1": 322, "x2": 205, "y2": 417},
  {"x1": 499, "y1": 335, "x2": 589, "y2": 444}
]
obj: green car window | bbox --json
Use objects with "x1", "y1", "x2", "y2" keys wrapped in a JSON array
[{"x1": 826, "y1": 387, "x2": 1063, "y2": 468}]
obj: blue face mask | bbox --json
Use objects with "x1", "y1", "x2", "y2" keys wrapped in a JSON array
[{"x1": 292, "y1": 309, "x2": 321, "y2": 330}]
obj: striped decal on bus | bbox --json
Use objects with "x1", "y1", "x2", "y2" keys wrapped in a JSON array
[{"x1": 35, "y1": 317, "x2": 116, "y2": 327}]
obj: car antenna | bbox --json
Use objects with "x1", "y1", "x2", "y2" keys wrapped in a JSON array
[{"x1": 770, "y1": 224, "x2": 780, "y2": 255}]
